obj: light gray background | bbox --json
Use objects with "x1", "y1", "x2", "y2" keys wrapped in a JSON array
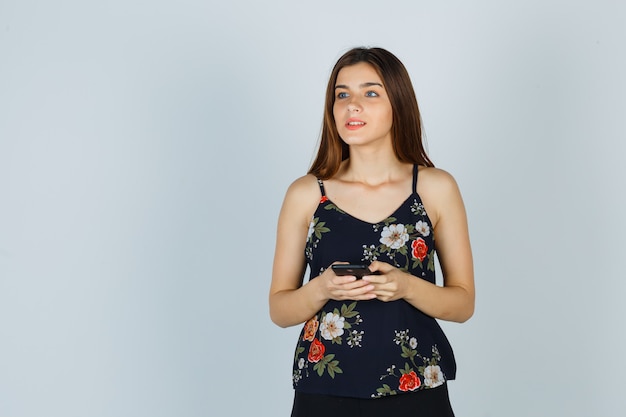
[{"x1": 1, "y1": 1, "x2": 625, "y2": 416}]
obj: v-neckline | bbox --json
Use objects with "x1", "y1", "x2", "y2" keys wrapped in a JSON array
[{"x1": 322, "y1": 193, "x2": 417, "y2": 225}]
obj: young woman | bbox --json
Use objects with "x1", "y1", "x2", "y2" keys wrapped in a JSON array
[{"x1": 269, "y1": 47, "x2": 474, "y2": 417}]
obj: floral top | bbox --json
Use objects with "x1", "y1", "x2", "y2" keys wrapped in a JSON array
[{"x1": 292, "y1": 165, "x2": 456, "y2": 399}]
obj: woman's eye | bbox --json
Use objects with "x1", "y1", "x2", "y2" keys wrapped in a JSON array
[
  {"x1": 366, "y1": 91, "x2": 379, "y2": 97},
  {"x1": 337, "y1": 92, "x2": 349, "y2": 99}
]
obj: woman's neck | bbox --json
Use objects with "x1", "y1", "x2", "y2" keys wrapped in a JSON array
[{"x1": 337, "y1": 148, "x2": 410, "y2": 186}]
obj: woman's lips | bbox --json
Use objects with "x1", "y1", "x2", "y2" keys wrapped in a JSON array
[{"x1": 345, "y1": 118, "x2": 366, "y2": 130}]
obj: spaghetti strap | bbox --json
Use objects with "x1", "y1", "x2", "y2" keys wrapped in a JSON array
[
  {"x1": 412, "y1": 164, "x2": 419, "y2": 193},
  {"x1": 317, "y1": 178, "x2": 327, "y2": 197}
]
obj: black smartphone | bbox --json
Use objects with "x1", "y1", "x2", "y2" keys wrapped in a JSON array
[{"x1": 331, "y1": 264, "x2": 373, "y2": 279}]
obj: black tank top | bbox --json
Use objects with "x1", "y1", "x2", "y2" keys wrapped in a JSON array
[{"x1": 292, "y1": 165, "x2": 456, "y2": 399}]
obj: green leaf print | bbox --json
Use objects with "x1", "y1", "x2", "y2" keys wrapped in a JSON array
[
  {"x1": 324, "y1": 203, "x2": 345, "y2": 214},
  {"x1": 376, "y1": 384, "x2": 397, "y2": 396},
  {"x1": 327, "y1": 360, "x2": 343, "y2": 379},
  {"x1": 401, "y1": 345, "x2": 417, "y2": 363},
  {"x1": 340, "y1": 301, "x2": 359, "y2": 318},
  {"x1": 312, "y1": 218, "x2": 330, "y2": 239},
  {"x1": 294, "y1": 346, "x2": 305, "y2": 363},
  {"x1": 313, "y1": 354, "x2": 343, "y2": 378},
  {"x1": 427, "y1": 251, "x2": 435, "y2": 272},
  {"x1": 401, "y1": 362, "x2": 413, "y2": 375},
  {"x1": 411, "y1": 258, "x2": 423, "y2": 270},
  {"x1": 382, "y1": 216, "x2": 397, "y2": 225}
]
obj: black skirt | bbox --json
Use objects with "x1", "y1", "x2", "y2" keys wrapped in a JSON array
[{"x1": 291, "y1": 384, "x2": 455, "y2": 417}]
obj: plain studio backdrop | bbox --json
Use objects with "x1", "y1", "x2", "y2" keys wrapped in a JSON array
[{"x1": 1, "y1": 1, "x2": 625, "y2": 416}]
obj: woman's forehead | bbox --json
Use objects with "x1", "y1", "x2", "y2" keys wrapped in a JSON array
[{"x1": 335, "y1": 62, "x2": 383, "y2": 86}]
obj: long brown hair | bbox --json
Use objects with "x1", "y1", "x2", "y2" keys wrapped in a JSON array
[{"x1": 308, "y1": 47, "x2": 434, "y2": 179}]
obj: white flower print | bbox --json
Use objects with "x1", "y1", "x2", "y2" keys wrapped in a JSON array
[
  {"x1": 307, "y1": 219, "x2": 315, "y2": 240},
  {"x1": 298, "y1": 358, "x2": 305, "y2": 369},
  {"x1": 393, "y1": 329, "x2": 409, "y2": 345},
  {"x1": 320, "y1": 312, "x2": 345, "y2": 340},
  {"x1": 379, "y1": 224, "x2": 409, "y2": 249},
  {"x1": 424, "y1": 365, "x2": 445, "y2": 388},
  {"x1": 347, "y1": 330, "x2": 364, "y2": 348},
  {"x1": 293, "y1": 370, "x2": 302, "y2": 383},
  {"x1": 415, "y1": 220, "x2": 430, "y2": 237},
  {"x1": 410, "y1": 200, "x2": 426, "y2": 216},
  {"x1": 409, "y1": 337, "x2": 418, "y2": 349},
  {"x1": 362, "y1": 244, "x2": 378, "y2": 262}
]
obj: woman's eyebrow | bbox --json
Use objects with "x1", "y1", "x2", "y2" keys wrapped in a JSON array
[{"x1": 335, "y1": 82, "x2": 384, "y2": 89}]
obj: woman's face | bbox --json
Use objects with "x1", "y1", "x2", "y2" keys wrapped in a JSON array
[{"x1": 333, "y1": 62, "x2": 393, "y2": 149}]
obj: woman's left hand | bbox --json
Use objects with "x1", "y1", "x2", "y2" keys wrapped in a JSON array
[{"x1": 361, "y1": 261, "x2": 411, "y2": 302}]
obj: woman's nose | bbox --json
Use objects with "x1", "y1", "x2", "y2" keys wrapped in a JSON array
[{"x1": 347, "y1": 100, "x2": 361, "y2": 113}]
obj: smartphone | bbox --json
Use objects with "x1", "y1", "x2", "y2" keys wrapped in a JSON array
[{"x1": 331, "y1": 264, "x2": 374, "y2": 279}]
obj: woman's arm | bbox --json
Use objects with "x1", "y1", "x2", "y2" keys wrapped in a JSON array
[
  {"x1": 365, "y1": 168, "x2": 475, "y2": 322},
  {"x1": 269, "y1": 175, "x2": 376, "y2": 328}
]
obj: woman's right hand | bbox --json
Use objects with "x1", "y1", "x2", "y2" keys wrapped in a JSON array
[{"x1": 317, "y1": 264, "x2": 377, "y2": 301}]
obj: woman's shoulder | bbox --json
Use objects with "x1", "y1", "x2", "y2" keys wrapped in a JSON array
[
  {"x1": 417, "y1": 166, "x2": 464, "y2": 222},
  {"x1": 281, "y1": 174, "x2": 323, "y2": 212},
  {"x1": 285, "y1": 174, "x2": 321, "y2": 197},
  {"x1": 418, "y1": 166, "x2": 460, "y2": 192}
]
